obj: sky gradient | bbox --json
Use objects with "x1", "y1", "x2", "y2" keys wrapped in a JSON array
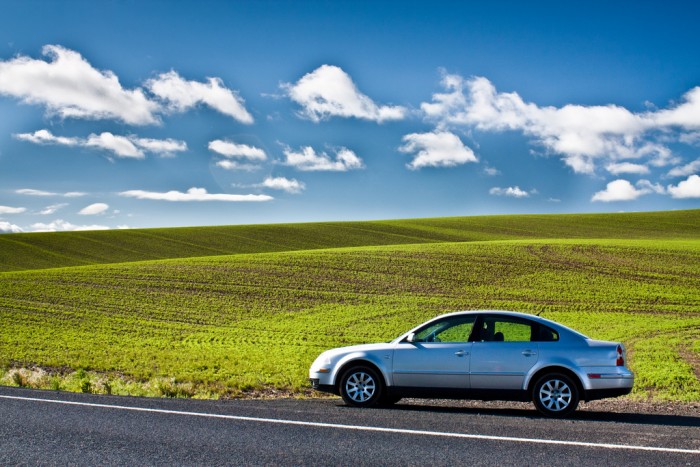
[{"x1": 1, "y1": 0, "x2": 699, "y2": 232}]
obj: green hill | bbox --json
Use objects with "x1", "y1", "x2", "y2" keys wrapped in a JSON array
[
  {"x1": 1, "y1": 209, "x2": 699, "y2": 272},
  {"x1": 1, "y1": 210, "x2": 699, "y2": 402}
]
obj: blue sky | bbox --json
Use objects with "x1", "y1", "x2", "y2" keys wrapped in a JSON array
[{"x1": 0, "y1": 0, "x2": 699, "y2": 232}]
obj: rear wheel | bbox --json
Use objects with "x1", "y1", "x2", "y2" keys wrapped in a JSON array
[
  {"x1": 339, "y1": 366, "x2": 383, "y2": 407},
  {"x1": 532, "y1": 373, "x2": 579, "y2": 418}
]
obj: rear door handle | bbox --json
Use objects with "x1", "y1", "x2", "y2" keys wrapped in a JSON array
[
  {"x1": 455, "y1": 350, "x2": 468, "y2": 357},
  {"x1": 522, "y1": 350, "x2": 537, "y2": 357}
]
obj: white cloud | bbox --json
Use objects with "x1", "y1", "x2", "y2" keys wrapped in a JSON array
[
  {"x1": 38, "y1": 203, "x2": 68, "y2": 215},
  {"x1": 258, "y1": 176, "x2": 305, "y2": 194},
  {"x1": 0, "y1": 221, "x2": 23, "y2": 233},
  {"x1": 208, "y1": 140, "x2": 266, "y2": 160},
  {"x1": 667, "y1": 174, "x2": 700, "y2": 199},
  {"x1": 667, "y1": 159, "x2": 700, "y2": 178},
  {"x1": 421, "y1": 73, "x2": 700, "y2": 175},
  {"x1": 399, "y1": 130, "x2": 477, "y2": 170},
  {"x1": 489, "y1": 186, "x2": 532, "y2": 198},
  {"x1": 0, "y1": 45, "x2": 158, "y2": 125},
  {"x1": 605, "y1": 162, "x2": 650, "y2": 175},
  {"x1": 30, "y1": 219, "x2": 110, "y2": 232},
  {"x1": 591, "y1": 179, "x2": 664, "y2": 202},
  {"x1": 16, "y1": 188, "x2": 86, "y2": 197},
  {"x1": 78, "y1": 203, "x2": 109, "y2": 215},
  {"x1": 119, "y1": 187, "x2": 273, "y2": 202},
  {"x1": 85, "y1": 132, "x2": 143, "y2": 158},
  {"x1": 483, "y1": 166, "x2": 501, "y2": 176},
  {"x1": 282, "y1": 146, "x2": 364, "y2": 172},
  {"x1": 0, "y1": 205, "x2": 26, "y2": 214},
  {"x1": 146, "y1": 71, "x2": 253, "y2": 124},
  {"x1": 15, "y1": 129, "x2": 186, "y2": 158},
  {"x1": 14, "y1": 128, "x2": 80, "y2": 146},
  {"x1": 215, "y1": 160, "x2": 261, "y2": 171},
  {"x1": 283, "y1": 65, "x2": 406, "y2": 123},
  {"x1": 131, "y1": 137, "x2": 188, "y2": 157},
  {"x1": 652, "y1": 87, "x2": 700, "y2": 129}
]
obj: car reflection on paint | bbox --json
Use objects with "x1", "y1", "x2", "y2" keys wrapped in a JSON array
[{"x1": 309, "y1": 310, "x2": 633, "y2": 417}]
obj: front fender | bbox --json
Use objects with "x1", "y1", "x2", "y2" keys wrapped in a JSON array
[{"x1": 331, "y1": 352, "x2": 391, "y2": 388}]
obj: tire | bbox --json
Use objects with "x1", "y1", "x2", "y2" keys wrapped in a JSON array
[
  {"x1": 532, "y1": 373, "x2": 580, "y2": 418},
  {"x1": 339, "y1": 366, "x2": 383, "y2": 407}
]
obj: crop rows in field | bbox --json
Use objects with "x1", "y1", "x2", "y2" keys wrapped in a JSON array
[
  {"x1": 2, "y1": 209, "x2": 699, "y2": 272},
  {"x1": 1, "y1": 238, "x2": 699, "y2": 400}
]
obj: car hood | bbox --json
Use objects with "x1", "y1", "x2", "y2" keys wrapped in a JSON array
[{"x1": 322, "y1": 342, "x2": 394, "y2": 358}]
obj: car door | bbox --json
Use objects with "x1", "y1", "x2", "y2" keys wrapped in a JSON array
[
  {"x1": 469, "y1": 315, "x2": 539, "y2": 390},
  {"x1": 392, "y1": 315, "x2": 475, "y2": 389}
]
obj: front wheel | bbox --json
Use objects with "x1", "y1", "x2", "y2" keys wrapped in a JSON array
[
  {"x1": 339, "y1": 366, "x2": 383, "y2": 407},
  {"x1": 532, "y1": 373, "x2": 579, "y2": 418}
]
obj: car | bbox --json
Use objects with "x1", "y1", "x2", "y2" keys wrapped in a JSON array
[{"x1": 309, "y1": 310, "x2": 634, "y2": 417}]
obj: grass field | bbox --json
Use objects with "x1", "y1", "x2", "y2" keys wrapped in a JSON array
[{"x1": 1, "y1": 210, "x2": 699, "y2": 402}]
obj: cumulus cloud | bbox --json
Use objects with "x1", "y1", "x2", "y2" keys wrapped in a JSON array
[
  {"x1": 667, "y1": 174, "x2": 700, "y2": 199},
  {"x1": 591, "y1": 179, "x2": 664, "y2": 202},
  {"x1": 0, "y1": 205, "x2": 26, "y2": 214},
  {"x1": 282, "y1": 145, "x2": 364, "y2": 171},
  {"x1": 667, "y1": 159, "x2": 700, "y2": 178},
  {"x1": 15, "y1": 129, "x2": 187, "y2": 158},
  {"x1": 605, "y1": 162, "x2": 650, "y2": 175},
  {"x1": 38, "y1": 203, "x2": 68, "y2": 215},
  {"x1": 146, "y1": 71, "x2": 253, "y2": 124},
  {"x1": 0, "y1": 221, "x2": 23, "y2": 233},
  {"x1": 130, "y1": 137, "x2": 188, "y2": 157},
  {"x1": 119, "y1": 187, "x2": 273, "y2": 202},
  {"x1": 78, "y1": 203, "x2": 109, "y2": 215},
  {"x1": 489, "y1": 186, "x2": 532, "y2": 198},
  {"x1": 30, "y1": 219, "x2": 110, "y2": 232},
  {"x1": 0, "y1": 45, "x2": 254, "y2": 126},
  {"x1": 16, "y1": 188, "x2": 86, "y2": 197},
  {"x1": 421, "y1": 73, "x2": 700, "y2": 175},
  {"x1": 0, "y1": 45, "x2": 158, "y2": 125},
  {"x1": 85, "y1": 132, "x2": 142, "y2": 158},
  {"x1": 215, "y1": 160, "x2": 261, "y2": 171},
  {"x1": 398, "y1": 130, "x2": 477, "y2": 170},
  {"x1": 258, "y1": 176, "x2": 305, "y2": 194},
  {"x1": 483, "y1": 166, "x2": 501, "y2": 176},
  {"x1": 208, "y1": 140, "x2": 266, "y2": 160},
  {"x1": 283, "y1": 65, "x2": 406, "y2": 123}
]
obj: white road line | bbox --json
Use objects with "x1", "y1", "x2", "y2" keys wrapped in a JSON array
[{"x1": 1, "y1": 394, "x2": 698, "y2": 455}]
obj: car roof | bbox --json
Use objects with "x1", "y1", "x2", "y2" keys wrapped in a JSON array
[{"x1": 418, "y1": 310, "x2": 589, "y2": 339}]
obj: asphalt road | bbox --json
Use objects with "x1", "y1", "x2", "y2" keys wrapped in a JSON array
[{"x1": 0, "y1": 386, "x2": 698, "y2": 466}]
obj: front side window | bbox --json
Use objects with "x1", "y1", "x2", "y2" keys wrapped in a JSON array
[{"x1": 413, "y1": 316, "x2": 476, "y2": 343}]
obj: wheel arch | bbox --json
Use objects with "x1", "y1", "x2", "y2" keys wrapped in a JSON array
[
  {"x1": 335, "y1": 359, "x2": 388, "y2": 392},
  {"x1": 526, "y1": 366, "x2": 585, "y2": 401}
]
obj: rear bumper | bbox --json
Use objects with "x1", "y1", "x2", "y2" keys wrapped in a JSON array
[
  {"x1": 585, "y1": 386, "x2": 633, "y2": 401},
  {"x1": 582, "y1": 369, "x2": 634, "y2": 401}
]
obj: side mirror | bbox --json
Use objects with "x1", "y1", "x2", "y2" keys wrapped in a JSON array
[{"x1": 406, "y1": 333, "x2": 416, "y2": 343}]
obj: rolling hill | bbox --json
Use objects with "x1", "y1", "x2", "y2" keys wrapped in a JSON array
[{"x1": 1, "y1": 210, "x2": 699, "y2": 402}]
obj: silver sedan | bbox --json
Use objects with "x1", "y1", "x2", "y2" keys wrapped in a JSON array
[{"x1": 309, "y1": 310, "x2": 634, "y2": 417}]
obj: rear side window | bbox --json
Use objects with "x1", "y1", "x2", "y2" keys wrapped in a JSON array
[
  {"x1": 535, "y1": 325, "x2": 559, "y2": 342},
  {"x1": 474, "y1": 316, "x2": 560, "y2": 342}
]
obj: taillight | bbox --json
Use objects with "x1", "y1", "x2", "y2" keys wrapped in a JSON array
[{"x1": 616, "y1": 344, "x2": 624, "y2": 366}]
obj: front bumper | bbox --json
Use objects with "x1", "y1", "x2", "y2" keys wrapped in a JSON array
[{"x1": 309, "y1": 378, "x2": 337, "y2": 395}]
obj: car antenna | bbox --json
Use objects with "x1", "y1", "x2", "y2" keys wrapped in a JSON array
[{"x1": 536, "y1": 309, "x2": 544, "y2": 317}]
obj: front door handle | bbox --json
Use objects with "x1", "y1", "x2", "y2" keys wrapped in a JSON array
[
  {"x1": 455, "y1": 350, "x2": 468, "y2": 357},
  {"x1": 522, "y1": 350, "x2": 537, "y2": 357}
]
